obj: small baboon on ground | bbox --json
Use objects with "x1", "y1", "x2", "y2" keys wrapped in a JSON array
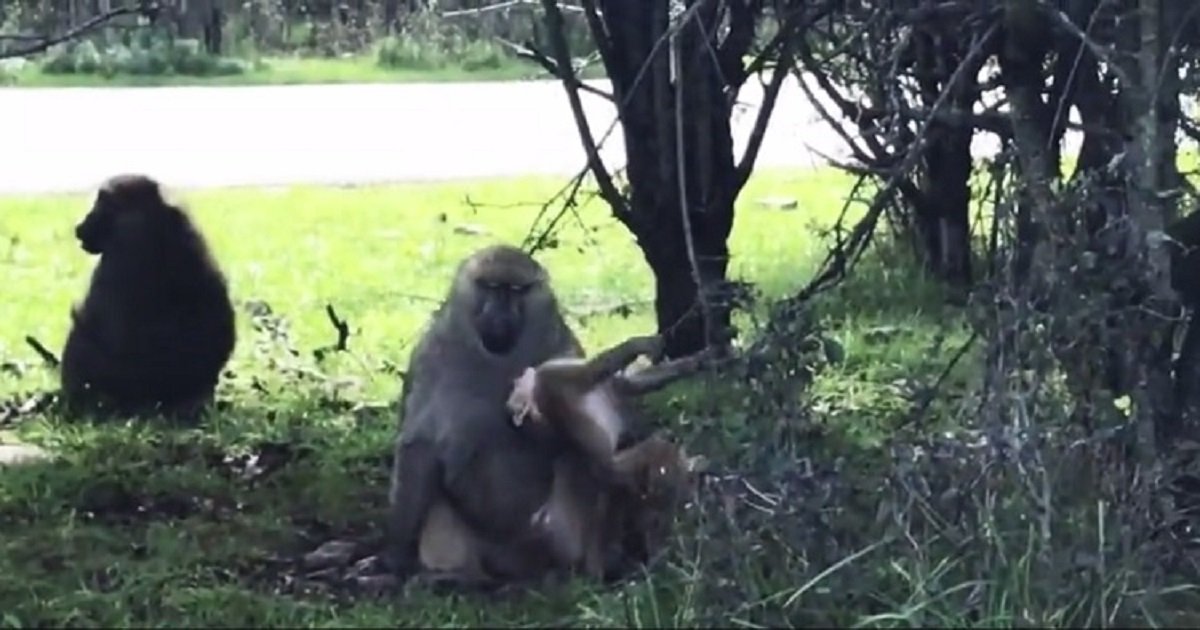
[
  {"x1": 505, "y1": 334, "x2": 715, "y2": 577},
  {"x1": 60, "y1": 174, "x2": 236, "y2": 419}
]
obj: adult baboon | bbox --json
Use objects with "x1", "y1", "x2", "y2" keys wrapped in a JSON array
[
  {"x1": 388, "y1": 244, "x2": 717, "y2": 587},
  {"x1": 60, "y1": 174, "x2": 236, "y2": 419},
  {"x1": 387, "y1": 244, "x2": 602, "y2": 586}
]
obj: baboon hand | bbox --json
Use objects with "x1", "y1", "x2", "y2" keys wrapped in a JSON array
[{"x1": 506, "y1": 368, "x2": 539, "y2": 426}]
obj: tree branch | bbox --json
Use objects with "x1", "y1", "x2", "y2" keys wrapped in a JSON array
[
  {"x1": 0, "y1": 3, "x2": 159, "y2": 60},
  {"x1": 539, "y1": 0, "x2": 627, "y2": 214},
  {"x1": 494, "y1": 37, "x2": 613, "y2": 102},
  {"x1": 735, "y1": 50, "x2": 795, "y2": 192}
]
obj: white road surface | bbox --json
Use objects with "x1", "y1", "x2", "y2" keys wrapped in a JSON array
[{"x1": 0, "y1": 77, "x2": 1029, "y2": 194}]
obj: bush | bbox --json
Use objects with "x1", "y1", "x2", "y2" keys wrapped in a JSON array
[
  {"x1": 36, "y1": 33, "x2": 248, "y2": 78},
  {"x1": 460, "y1": 39, "x2": 505, "y2": 72},
  {"x1": 41, "y1": 44, "x2": 76, "y2": 74},
  {"x1": 72, "y1": 39, "x2": 102, "y2": 74},
  {"x1": 376, "y1": 34, "x2": 446, "y2": 70},
  {"x1": 375, "y1": 10, "x2": 513, "y2": 73}
]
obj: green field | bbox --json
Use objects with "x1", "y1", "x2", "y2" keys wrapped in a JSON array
[{"x1": 9, "y1": 167, "x2": 1176, "y2": 626}]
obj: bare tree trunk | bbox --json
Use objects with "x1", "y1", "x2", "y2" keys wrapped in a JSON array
[
  {"x1": 204, "y1": 0, "x2": 224, "y2": 54},
  {"x1": 1127, "y1": 0, "x2": 1178, "y2": 448}
]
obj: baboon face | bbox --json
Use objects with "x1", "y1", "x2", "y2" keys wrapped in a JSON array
[
  {"x1": 634, "y1": 442, "x2": 692, "y2": 508},
  {"x1": 76, "y1": 174, "x2": 171, "y2": 255},
  {"x1": 473, "y1": 277, "x2": 535, "y2": 355},
  {"x1": 455, "y1": 245, "x2": 552, "y2": 356}
]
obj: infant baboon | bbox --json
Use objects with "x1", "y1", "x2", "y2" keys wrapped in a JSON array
[
  {"x1": 507, "y1": 336, "x2": 719, "y2": 484},
  {"x1": 60, "y1": 174, "x2": 236, "y2": 419},
  {"x1": 506, "y1": 334, "x2": 664, "y2": 484},
  {"x1": 528, "y1": 431, "x2": 702, "y2": 579},
  {"x1": 506, "y1": 335, "x2": 718, "y2": 577}
]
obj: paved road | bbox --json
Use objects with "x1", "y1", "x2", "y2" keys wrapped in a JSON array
[{"x1": 0, "y1": 77, "x2": 1026, "y2": 194}]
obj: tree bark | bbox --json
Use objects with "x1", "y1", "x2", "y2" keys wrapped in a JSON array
[
  {"x1": 911, "y1": 30, "x2": 981, "y2": 288},
  {"x1": 542, "y1": 0, "x2": 757, "y2": 357}
]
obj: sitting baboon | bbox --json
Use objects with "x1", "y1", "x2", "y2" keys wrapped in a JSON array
[
  {"x1": 386, "y1": 244, "x2": 595, "y2": 587},
  {"x1": 59, "y1": 174, "x2": 236, "y2": 419},
  {"x1": 389, "y1": 244, "x2": 701, "y2": 587}
]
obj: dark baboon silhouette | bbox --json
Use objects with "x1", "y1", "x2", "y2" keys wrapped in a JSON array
[{"x1": 60, "y1": 174, "x2": 236, "y2": 419}]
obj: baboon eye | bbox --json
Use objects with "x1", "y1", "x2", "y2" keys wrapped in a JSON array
[{"x1": 478, "y1": 280, "x2": 530, "y2": 295}]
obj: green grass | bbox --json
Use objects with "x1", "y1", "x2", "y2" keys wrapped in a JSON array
[
  {"x1": 3, "y1": 167, "x2": 1184, "y2": 626},
  {"x1": 1, "y1": 167, "x2": 923, "y2": 626},
  {"x1": 2, "y1": 54, "x2": 551, "y2": 87}
]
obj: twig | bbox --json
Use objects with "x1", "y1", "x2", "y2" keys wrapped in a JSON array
[
  {"x1": 494, "y1": 37, "x2": 613, "y2": 102},
  {"x1": 24, "y1": 336, "x2": 59, "y2": 368},
  {"x1": 312, "y1": 304, "x2": 352, "y2": 363},
  {"x1": 325, "y1": 304, "x2": 351, "y2": 352},
  {"x1": 538, "y1": 0, "x2": 627, "y2": 214},
  {"x1": 792, "y1": 22, "x2": 1002, "y2": 304},
  {"x1": 524, "y1": 0, "x2": 705, "y2": 252},
  {"x1": 567, "y1": 299, "x2": 654, "y2": 319},
  {"x1": 440, "y1": 0, "x2": 584, "y2": 18},
  {"x1": 0, "y1": 3, "x2": 158, "y2": 60},
  {"x1": 734, "y1": 7, "x2": 811, "y2": 192}
]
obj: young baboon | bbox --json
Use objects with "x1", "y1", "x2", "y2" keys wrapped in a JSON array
[
  {"x1": 507, "y1": 334, "x2": 719, "y2": 482},
  {"x1": 505, "y1": 334, "x2": 664, "y2": 483},
  {"x1": 527, "y1": 432, "x2": 703, "y2": 579},
  {"x1": 59, "y1": 174, "x2": 236, "y2": 419},
  {"x1": 506, "y1": 337, "x2": 718, "y2": 577}
]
